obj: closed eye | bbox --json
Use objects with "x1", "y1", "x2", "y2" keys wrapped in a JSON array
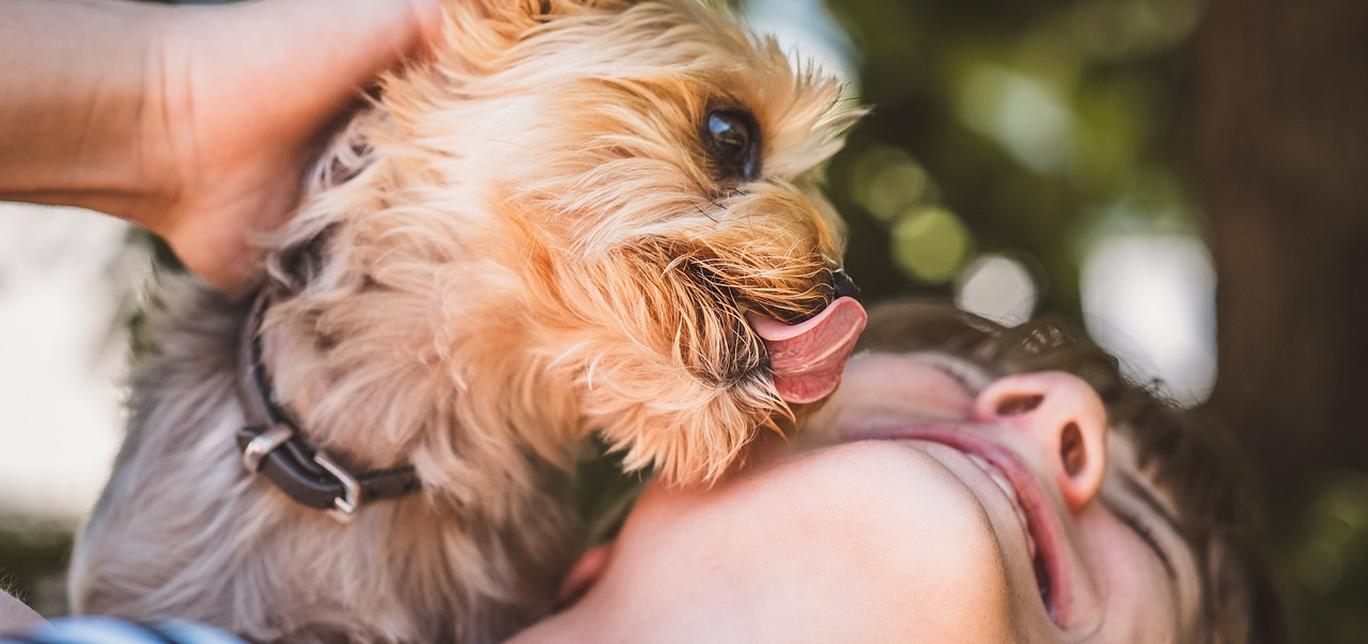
[
  {"x1": 1113, "y1": 505, "x2": 1177, "y2": 579},
  {"x1": 1110, "y1": 472, "x2": 1180, "y2": 579},
  {"x1": 924, "y1": 355, "x2": 989, "y2": 396}
]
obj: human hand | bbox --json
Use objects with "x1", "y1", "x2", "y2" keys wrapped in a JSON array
[
  {"x1": 141, "y1": 0, "x2": 443, "y2": 294},
  {"x1": 0, "y1": 589, "x2": 44, "y2": 634}
]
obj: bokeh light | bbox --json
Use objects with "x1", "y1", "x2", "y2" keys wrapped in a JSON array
[
  {"x1": 954, "y1": 254, "x2": 1038, "y2": 326},
  {"x1": 957, "y1": 64, "x2": 1077, "y2": 174},
  {"x1": 1080, "y1": 229, "x2": 1217, "y2": 406},
  {"x1": 847, "y1": 145, "x2": 935, "y2": 221},
  {"x1": 1067, "y1": 0, "x2": 1203, "y2": 60},
  {"x1": 890, "y1": 206, "x2": 973, "y2": 283}
]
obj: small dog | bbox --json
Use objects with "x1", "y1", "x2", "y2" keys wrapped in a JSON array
[{"x1": 70, "y1": 0, "x2": 865, "y2": 641}]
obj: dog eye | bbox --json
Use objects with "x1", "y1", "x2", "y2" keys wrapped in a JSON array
[{"x1": 703, "y1": 109, "x2": 761, "y2": 181}]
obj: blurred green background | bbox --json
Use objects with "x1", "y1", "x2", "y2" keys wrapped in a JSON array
[{"x1": 4, "y1": 0, "x2": 1367, "y2": 641}]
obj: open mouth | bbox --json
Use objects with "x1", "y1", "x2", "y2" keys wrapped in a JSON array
[{"x1": 843, "y1": 425, "x2": 1071, "y2": 626}]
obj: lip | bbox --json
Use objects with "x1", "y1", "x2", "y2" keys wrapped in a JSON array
[{"x1": 843, "y1": 424, "x2": 1074, "y2": 627}]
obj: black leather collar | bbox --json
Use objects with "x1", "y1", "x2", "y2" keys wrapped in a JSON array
[{"x1": 234, "y1": 292, "x2": 421, "y2": 519}]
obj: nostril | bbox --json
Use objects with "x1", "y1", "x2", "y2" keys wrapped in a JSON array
[
  {"x1": 831, "y1": 269, "x2": 861, "y2": 301},
  {"x1": 1060, "y1": 422, "x2": 1086, "y2": 477},
  {"x1": 996, "y1": 394, "x2": 1044, "y2": 416}
]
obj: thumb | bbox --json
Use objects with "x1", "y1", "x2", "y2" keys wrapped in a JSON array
[
  {"x1": 253, "y1": 0, "x2": 446, "y2": 57},
  {"x1": 269, "y1": 0, "x2": 446, "y2": 72}
]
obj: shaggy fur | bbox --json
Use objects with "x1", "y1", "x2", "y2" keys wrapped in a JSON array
[{"x1": 70, "y1": 0, "x2": 862, "y2": 641}]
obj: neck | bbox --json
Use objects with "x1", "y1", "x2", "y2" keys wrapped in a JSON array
[{"x1": 255, "y1": 283, "x2": 583, "y2": 513}]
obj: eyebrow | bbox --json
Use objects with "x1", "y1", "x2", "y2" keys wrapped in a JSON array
[
  {"x1": 1115, "y1": 472, "x2": 1180, "y2": 579},
  {"x1": 921, "y1": 353, "x2": 989, "y2": 394}
]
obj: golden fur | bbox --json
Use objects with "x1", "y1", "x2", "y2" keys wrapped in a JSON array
[{"x1": 70, "y1": 0, "x2": 861, "y2": 641}]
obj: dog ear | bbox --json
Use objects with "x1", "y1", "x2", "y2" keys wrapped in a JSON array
[{"x1": 266, "y1": 110, "x2": 382, "y2": 294}]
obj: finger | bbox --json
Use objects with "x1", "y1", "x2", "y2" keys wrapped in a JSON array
[
  {"x1": 251, "y1": 0, "x2": 443, "y2": 78},
  {"x1": 304, "y1": 0, "x2": 446, "y2": 62},
  {"x1": 203, "y1": 0, "x2": 444, "y2": 141}
]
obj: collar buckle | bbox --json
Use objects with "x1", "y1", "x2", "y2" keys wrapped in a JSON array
[
  {"x1": 242, "y1": 424, "x2": 294, "y2": 472},
  {"x1": 234, "y1": 291, "x2": 420, "y2": 520},
  {"x1": 312, "y1": 451, "x2": 363, "y2": 521}
]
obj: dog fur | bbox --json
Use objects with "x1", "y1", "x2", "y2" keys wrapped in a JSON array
[{"x1": 69, "y1": 0, "x2": 861, "y2": 641}]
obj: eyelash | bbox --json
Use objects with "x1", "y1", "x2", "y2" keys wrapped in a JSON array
[
  {"x1": 929, "y1": 359, "x2": 978, "y2": 394},
  {"x1": 1118, "y1": 510, "x2": 1157, "y2": 544}
]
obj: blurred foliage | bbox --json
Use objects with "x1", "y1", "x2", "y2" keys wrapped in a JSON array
[
  {"x1": 815, "y1": 0, "x2": 1199, "y2": 317},
  {"x1": 1276, "y1": 471, "x2": 1368, "y2": 642}
]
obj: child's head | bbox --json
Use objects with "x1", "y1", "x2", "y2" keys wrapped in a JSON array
[{"x1": 515, "y1": 301, "x2": 1281, "y2": 643}]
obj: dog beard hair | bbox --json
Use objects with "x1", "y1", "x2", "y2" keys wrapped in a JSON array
[{"x1": 69, "y1": 0, "x2": 865, "y2": 641}]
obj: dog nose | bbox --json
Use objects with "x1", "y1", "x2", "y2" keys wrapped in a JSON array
[
  {"x1": 753, "y1": 268, "x2": 862, "y2": 326},
  {"x1": 831, "y1": 269, "x2": 861, "y2": 301}
]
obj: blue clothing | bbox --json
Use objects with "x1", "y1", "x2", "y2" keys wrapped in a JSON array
[{"x1": 1, "y1": 617, "x2": 244, "y2": 644}]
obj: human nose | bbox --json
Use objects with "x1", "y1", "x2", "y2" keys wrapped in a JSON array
[{"x1": 971, "y1": 372, "x2": 1109, "y2": 510}]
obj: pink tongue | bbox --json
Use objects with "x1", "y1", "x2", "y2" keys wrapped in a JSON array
[{"x1": 748, "y1": 296, "x2": 868, "y2": 404}]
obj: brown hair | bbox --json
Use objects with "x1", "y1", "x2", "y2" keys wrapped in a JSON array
[{"x1": 858, "y1": 300, "x2": 1283, "y2": 644}]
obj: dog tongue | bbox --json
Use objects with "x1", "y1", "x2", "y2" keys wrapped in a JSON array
[{"x1": 748, "y1": 296, "x2": 868, "y2": 405}]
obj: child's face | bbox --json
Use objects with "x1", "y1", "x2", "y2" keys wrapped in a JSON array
[{"x1": 513, "y1": 351, "x2": 1200, "y2": 643}]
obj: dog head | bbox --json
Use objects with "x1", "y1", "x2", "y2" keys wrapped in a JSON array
[{"x1": 268, "y1": 0, "x2": 866, "y2": 486}]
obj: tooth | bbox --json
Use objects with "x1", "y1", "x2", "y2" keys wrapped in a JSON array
[
  {"x1": 964, "y1": 453, "x2": 1034, "y2": 556},
  {"x1": 988, "y1": 468, "x2": 1017, "y2": 502}
]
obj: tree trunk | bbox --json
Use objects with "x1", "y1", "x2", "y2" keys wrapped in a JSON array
[{"x1": 1194, "y1": 0, "x2": 1368, "y2": 514}]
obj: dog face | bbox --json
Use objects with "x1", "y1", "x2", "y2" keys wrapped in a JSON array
[{"x1": 269, "y1": 0, "x2": 866, "y2": 487}]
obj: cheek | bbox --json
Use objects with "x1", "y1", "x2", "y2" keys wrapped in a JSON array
[
  {"x1": 600, "y1": 443, "x2": 1015, "y2": 641},
  {"x1": 810, "y1": 355, "x2": 975, "y2": 435},
  {"x1": 1077, "y1": 510, "x2": 1183, "y2": 641}
]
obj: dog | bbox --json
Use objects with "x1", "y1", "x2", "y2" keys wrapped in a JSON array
[{"x1": 69, "y1": 0, "x2": 866, "y2": 641}]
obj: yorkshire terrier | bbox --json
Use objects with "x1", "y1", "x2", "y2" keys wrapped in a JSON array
[{"x1": 70, "y1": 0, "x2": 866, "y2": 641}]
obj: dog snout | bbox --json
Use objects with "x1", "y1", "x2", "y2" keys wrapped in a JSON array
[
  {"x1": 830, "y1": 269, "x2": 861, "y2": 302},
  {"x1": 750, "y1": 267, "x2": 860, "y2": 325}
]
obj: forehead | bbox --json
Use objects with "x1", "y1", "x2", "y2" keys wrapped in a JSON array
[
  {"x1": 1101, "y1": 430, "x2": 1206, "y2": 633},
  {"x1": 1101, "y1": 432, "x2": 1186, "y2": 542},
  {"x1": 1104, "y1": 422, "x2": 1196, "y2": 535},
  {"x1": 1105, "y1": 433, "x2": 1165, "y2": 498}
]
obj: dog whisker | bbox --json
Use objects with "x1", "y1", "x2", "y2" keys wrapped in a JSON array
[{"x1": 694, "y1": 203, "x2": 719, "y2": 223}]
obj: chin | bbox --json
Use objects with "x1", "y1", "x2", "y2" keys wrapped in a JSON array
[
  {"x1": 525, "y1": 440, "x2": 1019, "y2": 643},
  {"x1": 731, "y1": 440, "x2": 1014, "y2": 600}
]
